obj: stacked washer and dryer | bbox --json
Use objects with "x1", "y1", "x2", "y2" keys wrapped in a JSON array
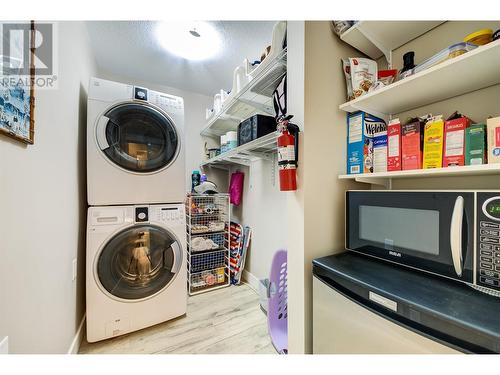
[{"x1": 86, "y1": 77, "x2": 187, "y2": 342}]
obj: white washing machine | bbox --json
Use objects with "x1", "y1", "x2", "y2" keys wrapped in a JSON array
[
  {"x1": 86, "y1": 203, "x2": 187, "y2": 342},
  {"x1": 87, "y1": 77, "x2": 186, "y2": 206}
]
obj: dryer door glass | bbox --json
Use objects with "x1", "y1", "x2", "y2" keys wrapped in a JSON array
[
  {"x1": 100, "y1": 103, "x2": 179, "y2": 173},
  {"x1": 96, "y1": 225, "x2": 182, "y2": 300}
]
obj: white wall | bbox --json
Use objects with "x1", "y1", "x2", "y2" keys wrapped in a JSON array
[
  {"x1": 230, "y1": 159, "x2": 287, "y2": 281},
  {"x1": 0, "y1": 21, "x2": 96, "y2": 353}
]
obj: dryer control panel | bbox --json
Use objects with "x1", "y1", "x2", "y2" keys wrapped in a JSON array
[{"x1": 148, "y1": 204, "x2": 185, "y2": 226}]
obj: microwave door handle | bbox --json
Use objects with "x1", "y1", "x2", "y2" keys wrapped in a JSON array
[{"x1": 450, "y1": 195, "x2": 464, "y2": 277}]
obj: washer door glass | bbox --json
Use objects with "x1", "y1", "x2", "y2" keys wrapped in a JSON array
[
  {"x1": 99, "y1": 103, "x2": 179, "y2": 173},
  {"x1": 97, "y1": 225, "x2": 181, "y2": 300}
]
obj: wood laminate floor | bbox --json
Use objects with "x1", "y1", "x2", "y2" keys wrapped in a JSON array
[{"x1": 79, "y1": 283, "x2": 277, "y2": 354}]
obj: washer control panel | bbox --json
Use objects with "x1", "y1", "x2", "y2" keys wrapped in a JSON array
[
  {"x1": 149, "y1": 204, "x2": 185, "y2": 225},
  {"x1": 477, "y1": 193, "x2": 500, "y2": 290}
]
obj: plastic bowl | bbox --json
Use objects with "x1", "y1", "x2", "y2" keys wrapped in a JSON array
[{"x1": 464, "y1": 29, "x2": 493, "y2": 45}]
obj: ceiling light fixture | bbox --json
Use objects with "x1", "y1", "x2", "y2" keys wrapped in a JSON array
[{"x1": 156, "y1": 21, "x2": 221, "y2": 61}]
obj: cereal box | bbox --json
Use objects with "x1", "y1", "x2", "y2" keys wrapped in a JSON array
[
  {"x1": 487, "y1": 116, "x2": 500, "y2": 164},
  {"x1": 465, "y1": 124, "x2": 487, "y2": 166},
  {"x1": 387, "y1": 118, "x2": 401, "y2": 171},
  {"x1": 373, "y1": 130, "x2": 388, "y2": 173},
  {"x1": 347, "y1": 112, "x2": 387, "y2": 174},
  {"x1": 401, "y1": 119, "x2": 425, "y2": 170},
  {"x1": 442, "y1": 115, "x2": 471, "y2": 167},
  {"x1": 423, "y1": 116, "x2": 445, "y2": 169}
]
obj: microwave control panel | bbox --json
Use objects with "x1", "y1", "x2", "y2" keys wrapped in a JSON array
[{"x1": 477, "y1": 193, "x2": 500, "y2": 291}]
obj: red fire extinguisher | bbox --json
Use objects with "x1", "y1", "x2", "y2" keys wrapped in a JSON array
[{"x1": 277, "y1": 119, "x2": 299, "y2": 191}]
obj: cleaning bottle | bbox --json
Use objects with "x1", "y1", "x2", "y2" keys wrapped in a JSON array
[{"x1": 191, "y1": 170, "x2": 201, "y2": 192}]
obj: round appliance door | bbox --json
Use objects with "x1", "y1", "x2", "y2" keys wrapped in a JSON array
[
  {"x1": 96, "y1": 224, "x2": 182, "y2": 300},
  {"x1": 96, "y1": 102, "x2": 179, "y2": 173}
]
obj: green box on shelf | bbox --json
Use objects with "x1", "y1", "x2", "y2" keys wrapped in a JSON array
[{"x1": 465, "y1": 124, "x2": 487, "y2": 166}]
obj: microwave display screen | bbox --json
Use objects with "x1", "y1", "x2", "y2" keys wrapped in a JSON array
[
  {"x1": 485, "y1": 200, "x2": 500, "y2": 219},
  {"x1": 359, "y1": 205, "x2": 440, "y2": 255}
]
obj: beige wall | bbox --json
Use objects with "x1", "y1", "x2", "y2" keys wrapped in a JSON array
[
  {"x1": 287, "y1": 21, "x2": 365, "y2": 354},
  {"x1": 286, "y1": 20, "x2": 306, "y2": 354},
  {"x1": 0, "y1": 22, "x2": 96, "y2": 353},
  {"x1": 302, "y1": 21, "x2": 365, "y2": 353}
]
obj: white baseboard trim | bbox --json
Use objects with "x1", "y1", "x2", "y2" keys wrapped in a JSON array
[
  {"x1": 242, "y1": 270, "x2": 260, "y2": 293},
  {"x1": 68, "y1": 314, "x2": 86, "y2": 354}
]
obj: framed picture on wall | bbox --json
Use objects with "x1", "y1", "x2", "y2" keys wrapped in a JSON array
[{"x1": 0, "y1": 21, "x2": 36, "y2": 144}]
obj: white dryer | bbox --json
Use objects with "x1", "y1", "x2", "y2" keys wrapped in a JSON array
[
  {"x1": 87, "y1": 77, "x2": 185, "y2": 206},
  {"x1": 86, "y1": 203, "x2": 187, "y2": 342}
]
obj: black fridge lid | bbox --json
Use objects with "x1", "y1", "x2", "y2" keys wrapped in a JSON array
[{"x1": 313, "y1": 252, "x2": 500, "y2": 353}]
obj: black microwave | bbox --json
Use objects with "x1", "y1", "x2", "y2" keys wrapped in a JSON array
[{"x1": 346, "y1": 190, "x2": 500, "y2": 296}]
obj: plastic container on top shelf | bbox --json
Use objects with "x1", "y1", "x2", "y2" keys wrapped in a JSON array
[
  {"x1": 412, "y1": 42, "x2": 478, "y2": 75},
  {"x1": 464, "y1": 29, "x2": 493, "y2": 46}
]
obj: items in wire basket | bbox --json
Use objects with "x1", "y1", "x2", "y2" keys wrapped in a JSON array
[
  {"x1": 191, "y1": 236, "x2": 221, "y2": 252},
  {"x1": 191, "y1": 267, "x2": 226, "y2": 289},
  {"x1": 190, "y1": 222, "x2": 225, "y2": 234},
  {"x1": 190, "y1": 250, "x2": 226, "y2": 273},
  {"x1": 186, "y1": 193, "x2": 230, "y2": 295}
]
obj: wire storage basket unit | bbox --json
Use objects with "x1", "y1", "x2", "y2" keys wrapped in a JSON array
[{"x1": 186, "y1": 193, "x2": 230, "y2": 295}]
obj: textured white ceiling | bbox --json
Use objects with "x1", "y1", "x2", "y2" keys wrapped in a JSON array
[{"x1": 85, "y1": 21, "x2": 276, "y2": 96}]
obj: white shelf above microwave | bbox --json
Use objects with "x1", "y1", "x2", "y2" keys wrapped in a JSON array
[
  {"x1": 339, "y1": 40, "x2": 500, "y2": 120},
  {"x1": 339, "y1": 163, "x2": 500, "y2": 189},
  {"x1": 200, "y1": 48, "x2": 287, "y2": 138}
]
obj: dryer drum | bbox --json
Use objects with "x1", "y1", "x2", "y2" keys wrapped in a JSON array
[{"x1": 101, "y1": 103, "x2": 179, "y2": 173}]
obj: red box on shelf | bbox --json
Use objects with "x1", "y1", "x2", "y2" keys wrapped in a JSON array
[
  {"x1": 387, "y1": 118, "x2": 402, "y2": 171},
  {"x1": 401, "y1": 119, "x2": 424, "y2": 170},
  {"x1": 442, "y1": 116, "x2": 472, "y2": 167}
]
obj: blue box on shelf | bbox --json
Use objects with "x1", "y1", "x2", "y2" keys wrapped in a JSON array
[{"x1": 346, "y1": 111, "x2": 387, "y2": 174}]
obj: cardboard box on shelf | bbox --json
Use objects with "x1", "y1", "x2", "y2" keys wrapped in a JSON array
[
  {"x1": 401, "y1": 119, "x2": 425, "y2": 170},
  {"x1": 423, "y1": 116, "x2": 445, "y2": 169},
  {"x1": 387, "y1": 118, "x2": 401, "y2": 172},
  {"x1": 373, "y1": 130, "x2": 388, "y2": 173},
  {"x1": 442, "y1": 114, "x2": 472, "y2": 167},
  {"x1": 487, "y1": 116, "x2": 500, "y2": 164},
  {"x1": 465, "y1": 124, "x2": 487, "y2": 166},
  {"x1": 346, "y1": 112, "x2": 387, "y2": 174}
]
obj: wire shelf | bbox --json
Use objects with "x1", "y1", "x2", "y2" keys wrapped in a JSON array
[
  {"x1": 188, "y1": 232, "x2": 227, "y2": 253},
  {"x1": 186, "y1": 194, "x2": 230, "y2": 295},
  {"x1": 189, "y1": 267, "x2": 229, "y2": 295},
  {"x1": 189, "y1": 249, "x2": 227, "y2": 273}
]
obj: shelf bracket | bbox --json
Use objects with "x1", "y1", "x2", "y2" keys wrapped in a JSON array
[
  {"x1": 201, "y1": 164, "x2": 231, "y2": 172},
  {"x1": 349, "y1": 102, "x2": 390, "y2": 123},
  {"x1": 355, "y1": 176, "x2": 392, "y2": 189},
  {"x1": 357, "y1": 23, "x2": 392, "y2": 66}
]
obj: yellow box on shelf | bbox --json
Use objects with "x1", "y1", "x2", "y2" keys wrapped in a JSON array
[{"x1": 423, "y1": 116, "x2": 445, "y2": 169}]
